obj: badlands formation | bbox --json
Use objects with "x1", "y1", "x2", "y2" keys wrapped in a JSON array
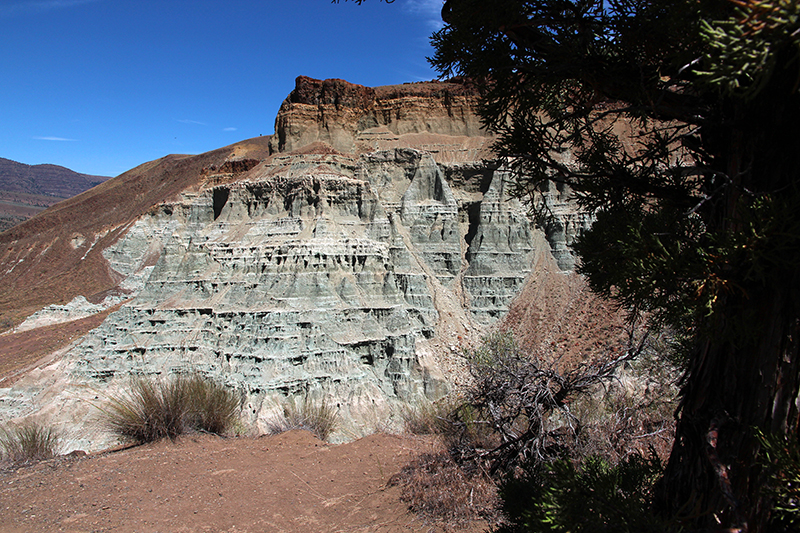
[{"x1": 0, "y1": 77, "x2": 593, "y2": 451}]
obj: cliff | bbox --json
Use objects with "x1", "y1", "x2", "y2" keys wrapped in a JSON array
[
  {"x1": 271, "y1": 76, "x2": 487, "y2": 156},
  {"x1": 0, "y1": 77, "x2": 602, "y2": 451}
]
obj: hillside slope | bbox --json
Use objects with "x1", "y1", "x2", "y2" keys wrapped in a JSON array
[
  {"x1": 0, "y1": 158, "x2": 111, "y2": 232},
  {"x1": 0, "y1": 430, "x2": 488, "y2": 533}
]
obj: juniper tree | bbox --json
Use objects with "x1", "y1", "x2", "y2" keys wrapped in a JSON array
[{"x1": 430, "y1": 0, "x2": 800, "y2": 530}]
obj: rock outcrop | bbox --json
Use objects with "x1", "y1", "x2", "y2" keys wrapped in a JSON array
[
  {"x1": 271, "y1": 76, "x2": 486, "y2": 155},
  {"x1": 0, "y1": 77, "x2": 590, "y2": 451}
]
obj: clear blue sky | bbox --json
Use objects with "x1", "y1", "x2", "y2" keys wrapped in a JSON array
[{"x1": 0, "y1": 0, "x2": 443, "y2": 177}]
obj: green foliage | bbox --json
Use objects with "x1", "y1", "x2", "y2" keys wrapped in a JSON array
[
  {"x1": 431, "y1": 1, "x2": 800, "y2": 528},
  {"x1": 757, "y1": 429, "x2": 800, "y2": 530},
  {"x1": 696, "y1": 0, "x2": 800, "y2": 99},
  {"x1": 101, "y1": 373, "x2": 241, "y2": 444},
  {"x1": 497, "y1": 453, "x2": 678, "y2": 533},
  {"x1": 430, "y1": 0, "x2": 800, "y2": 343},
  {"x1": 0, "y1": 420, "x2": 61, "y2": 465},
  {"x1": 266, "y1": 396, "x2": 339, "y2": 442}
]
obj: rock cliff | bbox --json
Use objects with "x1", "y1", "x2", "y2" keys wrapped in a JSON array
[
  {"x1": 271, "y1": 76, "x2": 486, "y2": 155},
  {"x1": 0, "y1": 77, "x2": 592, "y2": 450}
]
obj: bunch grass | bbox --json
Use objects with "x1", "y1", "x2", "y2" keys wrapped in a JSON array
[
  {"x1": 0, "y1": 420, "x2": 61, "y2": 465},
  {"x1": 101, "y1": 373, "x2": 240, "y2": 444},
  {"x1": 266, "y1": 397, "x2": 339, "y2": 442}
]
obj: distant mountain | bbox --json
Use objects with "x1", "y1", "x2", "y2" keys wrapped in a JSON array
[{"x1": 0, "y1": 157, "x2": 111, "y2": 232}]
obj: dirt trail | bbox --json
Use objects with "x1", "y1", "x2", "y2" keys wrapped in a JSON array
[{"x1": 0, "y1": 430, "x2": 486, "y2": 533}]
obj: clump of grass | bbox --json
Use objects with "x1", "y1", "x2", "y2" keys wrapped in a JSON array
[
  {"x1": 101, "y1": 373, "x2": 241, "y2": 444},
  {"x1": 402, "y1": 400, "x2": 455, "y2": 436},
  {"x1": 0, "y1": 420, "x2": 61, "y2": 465},
  {"x1": 182, "y1": 374, "x2": 241, "y2": 435},
  {"x1": 266, "y1": 397, "x2": 339, "y2": 442}
]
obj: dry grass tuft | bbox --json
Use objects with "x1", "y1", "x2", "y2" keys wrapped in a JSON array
[
  {"x1": 265, "y1": 397, "x2": 339, "y2": 442},
  {"x1": 0, "y1": 420, "x2": 61, "y2": 465},
  {"x1": 401, "y1": 401, "x2": 454, "y2": 436},
  {"x1": 101, "y1": 373, "x2": 241, "y2": 444}
]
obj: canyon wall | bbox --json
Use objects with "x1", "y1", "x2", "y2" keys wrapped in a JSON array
[{"x1": 0, "y1": 77, "x2": 590, "y2": 451}]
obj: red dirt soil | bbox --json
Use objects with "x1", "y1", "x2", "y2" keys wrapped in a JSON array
[{"x1": 0, "y1": 430, "x2": 487, "y2": 533}]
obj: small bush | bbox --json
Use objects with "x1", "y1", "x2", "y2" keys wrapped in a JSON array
[
  {"x1": 101, "y1": 373, "x2": 241, "y2": 444},
  {"x1": 497, "y1": 453, "x2": 677, "y2": 533},
  {"x1": 266, "y1": 397, "x2": 339, "y2": 442},
  {"x1": 0, "y1": 420, "x2": 61, "y2": 465}
]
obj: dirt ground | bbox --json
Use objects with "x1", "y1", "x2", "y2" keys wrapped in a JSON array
[{"x1": 0, "y1": 430, "x2": 488, "y2": 533}]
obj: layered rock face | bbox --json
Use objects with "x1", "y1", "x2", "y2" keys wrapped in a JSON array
[
  {"x1": 0, "y1": 77, "x2": 587, "y2": 450},
  {"x1": 271, "y1": 76, "x2": 485, "y2": 154}
]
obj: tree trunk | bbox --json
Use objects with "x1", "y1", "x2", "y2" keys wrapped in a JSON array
[
  {"x1": 656, "y1": 284, "x2": 800, "y2": 531},
  {"x1": 656, "y1": 44, "x2": 800, "y2": 530}
]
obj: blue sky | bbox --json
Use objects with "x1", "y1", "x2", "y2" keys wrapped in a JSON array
[{"x1": 0, "y1": 0, "x2": 443, "y2": 177}]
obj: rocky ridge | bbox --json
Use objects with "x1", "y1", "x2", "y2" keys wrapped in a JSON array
[{"x1": 0, "y1": 77, "x2": 591, "y2": 451}]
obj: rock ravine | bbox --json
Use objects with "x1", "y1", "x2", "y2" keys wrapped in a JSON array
[{"x1": 0, "y1": 77, "x2": 589, "y2": 450}]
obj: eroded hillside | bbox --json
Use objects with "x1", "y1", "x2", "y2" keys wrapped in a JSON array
[{"x1": 0, "y1": 77, "x2": 616, "y2": 452}]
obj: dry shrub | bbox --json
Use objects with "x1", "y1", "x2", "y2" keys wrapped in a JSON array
[
  {"x1": 101, "y1": 373, "x2": 241, "y2": 444},
  {"x1": 0, "y1": 420, "x2": 61, "y2": 465},
  {"x1": 390, "y1": 450, "x2": 500, "y2": 527},
  {"x1": 569, "y1": 337, "x2": 679, "y2": 463},
  {"x1": 265, "y1": 397, "x2": 339, "y2": 442},
  {"x1": 395, "y1": 330, "x2": 679, "y2": 530}
]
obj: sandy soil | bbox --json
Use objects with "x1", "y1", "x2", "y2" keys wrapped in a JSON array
[{"x1": 0, "y1": 430, "x2": 487, "y2": 533}]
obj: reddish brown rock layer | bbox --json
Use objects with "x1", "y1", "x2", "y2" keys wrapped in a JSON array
[{"x1": 272, "y1": 76, "x2": 488, "y2": 154}]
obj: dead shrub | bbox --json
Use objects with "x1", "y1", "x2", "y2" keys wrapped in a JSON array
[
  {"x1": 569, "y1": 343, "x2": 679, "y2": 463},
  {"x1": 390, "y1": 450, "x2": 500, "y2": 527},
  {"x1": 396, "y1": 329, "x2": 678, "y2": 530}
]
